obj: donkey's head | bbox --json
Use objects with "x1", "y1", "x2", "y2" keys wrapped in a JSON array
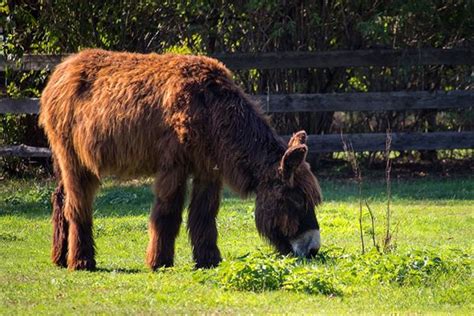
[{"x1": 255, "y1": 131, "x2": 322, "y2": 258}]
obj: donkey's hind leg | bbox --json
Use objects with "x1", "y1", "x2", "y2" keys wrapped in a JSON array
[
  {"x1": 58, "y1": 155, "x2": 100, "y2": 271},
  {"x1": 188, "y1": 176, "x2": 223, "y2": 268},
  {"x1": 147, "y1": 169, "x2": 188, "y2": 270}
]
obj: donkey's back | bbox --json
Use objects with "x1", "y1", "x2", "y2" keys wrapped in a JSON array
[{"x1": 40, "y1": 49, "x2": 232, "y2": 178}]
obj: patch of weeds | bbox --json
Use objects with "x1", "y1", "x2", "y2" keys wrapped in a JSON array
[
  {"x1": 342, "y1": 249, "x2": 472, "y2": 286},
  {"x1": 3, "y1": 184, "x2": 51, "y2": 207},
  {"x1": 217, "y1": 252, "x2": 297, "y2": 292},
  {"x1": 3, "y1": 195, "x2": 22, "y2": 205},
  {"x1": 201, "y1": 248, "x2": 471, "y2": 297},
  {"x1": 211, "y1": 251, "x2": 344, "y2": 296},
  {"x1": 0, "y1": 232, "x2": 23, "y2": 242},
  {"x1": 282, "y1": 267, "x2": 342, "y2": 296}
]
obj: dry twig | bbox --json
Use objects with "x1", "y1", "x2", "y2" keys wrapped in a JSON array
[{"x1": 341, "y1": 132, "x2": 365, "y2": 254}]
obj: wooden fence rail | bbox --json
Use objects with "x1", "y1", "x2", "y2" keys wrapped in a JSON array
[
  {"x1": 0, "y1": 145, "x2": 52, "y2": 158},
  {"x1": 306, "y1": 131, "x2": 474, "y2": 153},
  {"x1": 2, "y1": 132, "x2": 473, "y2": 158},
  {"x1": 1, "y1": 90, "x2": 473, "y2": 114},
  {"x1": 1, "y1": 48, "x2": 473, "y2": 71},
  {"x1": 256, "y1": 90, "x2": 473, "y2": 112},
  {"x1": 1, "y1": 48, "x2": 473, "y2": 158}
]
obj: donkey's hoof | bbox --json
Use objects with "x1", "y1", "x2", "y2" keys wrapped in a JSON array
[
  {"x1": 51, "y1": 249, "x2": 68, "y2": 268},
  {"x1": 147, "y1": 257, "x2": 174, "y2": 271},
  {"x1": 68, "y1": 258, "x2": 96, "y2": 271},
  {"x1": 52, "y1": 256, "x2": 68, "y2": 268},
  {"x1": 194, "y1": 248, "x2": 222, "y2": 269}
]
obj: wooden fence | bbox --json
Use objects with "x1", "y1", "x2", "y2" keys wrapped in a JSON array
[{"x1": 1, "y1": 48, "x2": 473, "y2": 157}]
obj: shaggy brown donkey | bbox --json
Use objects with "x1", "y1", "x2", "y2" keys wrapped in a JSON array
[{"x1": 39, "y1": 49, "x2": 322, "y2": 271}]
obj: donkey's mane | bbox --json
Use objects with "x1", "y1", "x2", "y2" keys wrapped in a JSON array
[{"x1": 202, "y1": 83, "x2": 287, "y2": 196}]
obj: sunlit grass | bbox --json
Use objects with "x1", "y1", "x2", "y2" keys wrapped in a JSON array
[{"x1": 0, "y1": 176, "x2": 473, "y2": 314}]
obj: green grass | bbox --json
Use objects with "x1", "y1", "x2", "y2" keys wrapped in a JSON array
[{"x1": 0, "y1": 176, "x2": 473, "y2": 314}]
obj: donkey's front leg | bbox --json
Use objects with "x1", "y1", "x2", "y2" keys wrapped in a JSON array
[
  {"x1": 147, "y1": 170, "x2": 187, "y2": 270},
  {"x1": 188, "y1": 177, "x2": 222, "y2": 268}
]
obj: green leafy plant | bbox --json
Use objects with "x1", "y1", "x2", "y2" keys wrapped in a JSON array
[
  {"x1": 217, "y1": 252, "x2": 297, "y2": 292},
  {"x1": 204, "y1": 248, "x2": 471, "y2": 297},
  {"x1": 282, "y1": 267, "x2": 342, "y2": 296}
]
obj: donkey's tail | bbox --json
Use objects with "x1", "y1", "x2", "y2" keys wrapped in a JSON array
[{"x1": 51, "y1": 156, "x2": 69, "y2": 267}]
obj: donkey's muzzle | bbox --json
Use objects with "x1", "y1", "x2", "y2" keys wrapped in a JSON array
[{"x1": 290, "y1": 229, "x2": 321, "y2": 258}]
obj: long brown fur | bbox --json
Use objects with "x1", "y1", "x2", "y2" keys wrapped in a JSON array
[
  {"x1": 51, "y1": 159, "x2": 68, "y2": 267},
  {"x1": 39, "y1": 49, "x2": 322, "y2": 270}
]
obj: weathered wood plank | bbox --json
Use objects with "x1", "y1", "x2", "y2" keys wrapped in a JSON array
[
  {"x1": 216, "y1": 49, "x2": 474, "y2": 69},
  {"x1": 0, "y1": 55, "x2": 68, "y2": 71},
  {"x1": 302, "y1": 131, "x2": 474, "y2": 153},
  {"x1": 1, "y1": 49, "x2": 472, "y2": 71},
  {"x1": 255, "y1": 90, "x2": 474, "y2": 112},
  {"x1": 0, "y1": 144, "x2": 51, "y2": 157},
  {"x1": 1, "y1": 90, "x2": 472, "y2": 114},
  {"x1": 1, "y1": 132, "x2": 472, "y2": 157},
  {"x1": 0, "y1": 98, "x2": 40, "y2": 114}
]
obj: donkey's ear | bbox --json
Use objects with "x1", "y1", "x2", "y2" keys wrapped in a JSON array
[
  {"x1": 279, "y1": 145, "x2": 308, "y2": 183},
  {"x1": 288, "y1": 130, "x2": 307, "y2": 148}
]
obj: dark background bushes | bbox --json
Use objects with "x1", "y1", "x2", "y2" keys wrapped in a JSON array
[{"x1": 1, "y1": 0, "x2": 473, "y2": 175}]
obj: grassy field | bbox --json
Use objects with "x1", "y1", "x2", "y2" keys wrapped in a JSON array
[{"x1": 0, "y1": 175, "x2": 473, "y2": 314}]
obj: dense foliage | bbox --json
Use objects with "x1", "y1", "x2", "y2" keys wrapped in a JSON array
[{"x1": 1, "y1": 1, "x2": 473, "y2": 173}]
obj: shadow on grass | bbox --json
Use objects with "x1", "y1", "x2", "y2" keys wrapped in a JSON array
[
  {"x1": 1, "y1": 176, "x2": 472, "y2": 219},
  {"x1": 94, "y1": 267, "x2": 143, "y2": 274},
  {"x1": 321, "y1": 177, "x2": 474, "y2": 202}
]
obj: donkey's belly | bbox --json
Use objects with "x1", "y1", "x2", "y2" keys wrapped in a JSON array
[{"x1": 73, "y1": 121, "x2": 185, "y2": 178}]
